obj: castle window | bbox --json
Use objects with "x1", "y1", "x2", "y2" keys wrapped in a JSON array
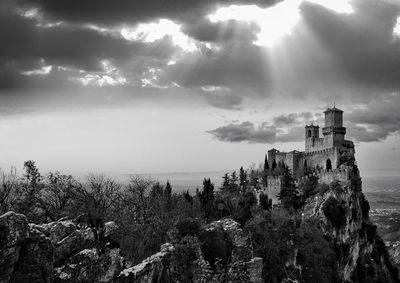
[
  {"x1": 326, "y1": 159, "x2": 332, "y2": 171},
  {"x1": 308, "y1": 130, "x2": 312, "y2": 137}
]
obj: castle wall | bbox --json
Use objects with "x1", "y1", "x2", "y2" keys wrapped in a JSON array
[
  {"x1": 299, "y1": 147, "x2": 340, "y2": 172},
  {"x1": 305, "y1": 137, "x2": 331, "y2": 152},
  {"x1": 266, "y1": 176, "x2": 282, "y2": 205}
]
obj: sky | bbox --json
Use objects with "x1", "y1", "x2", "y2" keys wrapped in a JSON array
[{"x1": 0, "y1": 0, "x2": 399, "y2": 177}]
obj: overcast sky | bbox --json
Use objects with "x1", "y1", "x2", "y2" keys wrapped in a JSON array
[{"x1": 0, "y1": 0, "x2": 399, "y2": 176}]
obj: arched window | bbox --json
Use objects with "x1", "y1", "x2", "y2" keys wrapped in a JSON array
[
  {"x1": 326, "y1": 159, "x2": 332, "y2": 171},
  {"x1": 304, "y1": 160, "x2": 307, "y2": 168},
  {"x1": 308, "y1": 130, "x2": 312, "y2": 137}
]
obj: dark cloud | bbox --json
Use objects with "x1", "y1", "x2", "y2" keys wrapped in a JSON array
[
  {"x1": 160, "y1": 43, "x2": 272, "y2": 95},
  {"x1": 273, "y1": 112, "x2": 314, "y2": 127},
  {"x1": 207, "y1": 121, "x2": 304, "y2": 143},
  {"x1": 16, "y1": 0, "x2": 280, "y2": 26},
  {"x1": 346, "y1": 93, "x2": 400, "y2": 142},
  {"x1": 300, "y1": 0, "x2": 400, "y2": 94}
]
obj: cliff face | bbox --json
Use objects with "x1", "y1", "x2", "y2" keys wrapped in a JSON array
[{"x1": 303, "y1": 165, "x2": 399, "y2": 282}]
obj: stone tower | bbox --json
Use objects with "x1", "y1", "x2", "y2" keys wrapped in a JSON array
[
  {"x1": 305, "y1": 124, "x2": 320, "y2": 152},
  {"x1": 322, "y1": 106, "x2": 346, "y2": 149}
]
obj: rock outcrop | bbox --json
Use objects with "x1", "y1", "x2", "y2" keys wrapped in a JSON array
[
  {"x1": 0, "y1": 212, "x2": 124, "y2": 283},
  {"x1": 117, "y1": 218, "x2": 263, "y2": 283},
  {"x1": 303, "y1": 165, "x2": 399, "y2": 282}
]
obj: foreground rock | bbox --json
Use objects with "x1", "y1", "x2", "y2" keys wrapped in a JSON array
[
  {"x1": 0, "y1": 212, "x2": 123, "y2": 283},
  {"x1": 117, "y1": 218, "x2": 263, "y2": 283}
]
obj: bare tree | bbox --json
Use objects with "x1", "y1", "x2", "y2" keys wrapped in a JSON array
[
  {"x1": 36, "y1": 172, "x2": 79, "y2": 221},
  {"x1": 73, "y1": 174, "x2": 121, "y2": 228},
  {"x1": 122, "y1": 175, "x2": 155, "y2": 223},
  {"x1": 0, "y1": 167, "x2": 18, "y2": 214}
]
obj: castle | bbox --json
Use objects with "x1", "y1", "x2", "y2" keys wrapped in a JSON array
[
  {"x1": 267, "y1": 106, "x2": 355, "y2": 176},
  {"x1": 263, "y1": 106, "x2": 356, "y2": 205}
]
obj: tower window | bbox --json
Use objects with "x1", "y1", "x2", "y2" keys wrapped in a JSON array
[{"x1": 308, "y1": 130, "x2": 312, "y2": 137}]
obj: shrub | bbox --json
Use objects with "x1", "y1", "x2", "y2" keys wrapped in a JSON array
[
  {"x1": 299, "y1": 175, "x2": 319, "y2": 199},
  {"x1": 199, "y1": 226, "x2": 233, "y2": 270},
  {"x1": 361, "y1": 194, "x2": 370, "y2": 219},
  {"x1": 322, "y1": 197, "x2": 347, "y2": 229},
  {"x1": 318, "y1": 183, "x2": 330, "y2": 196},
  {"x1": 330, "y1": 181, "x2": 344, "y2": 195},
  {"x1": 176, "y1": 218, "x2": 201, "y2": 238}
]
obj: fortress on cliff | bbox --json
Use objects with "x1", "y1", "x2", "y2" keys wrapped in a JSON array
[
  {"x1": 264, "y1": 106, "x2": 356, "y2": 204},
  {"x1": 267, "y1": 106, "x2": 355, "y2": 175}
]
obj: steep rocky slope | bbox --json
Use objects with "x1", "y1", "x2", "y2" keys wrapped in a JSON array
[{"x1": 303, "y1": 165, "x2": 399, "y2": 282}]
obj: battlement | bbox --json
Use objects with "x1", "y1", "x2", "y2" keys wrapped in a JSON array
[{"x1": 301, "y1": 147, "x2": 335, "y2": 157}]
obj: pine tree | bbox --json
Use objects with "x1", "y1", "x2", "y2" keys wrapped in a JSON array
[
  {"x1": 197, "y1": 178, "x2": 215, "y2": 219},
  {"x1": 230, "y1": 171, "x2": 239, "y2": 193},
  {"x1": 221, "y1": 173, "x2": 230, "y2": 192},
  {"x1": 272, "y1": 159, "x2": 277, "y2": 170},
  {"x1": 239, "y1": 166, "x2": 247, "y2": 193},
  {"x1": 165, "y1": 180, "x2": 172, "y2": 211},
  {"x1": 264, "y1": 154, "x2": 269, "y2": 171},
  {"x1": 278, "y1": 165, "x2": 302, "y2": 211}
]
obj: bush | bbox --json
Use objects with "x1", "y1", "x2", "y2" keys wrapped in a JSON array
[
  {"x1": 361, "y1": 194, "x2": 370, "y2": 219},
  {"x1": 318, "y1": 183, "x2": 330, "y2": 196},
  {"x1": 176, "y1": 218, "x2": 201, "y2": 238},
  {"x1": 299, "y1": 175, "x2": 319, "y2": 199},
  {"x1": 199, "y1": 226, "x2": 233, "y2": 270},
  {"x1": 322, "y1": 197, "x2": 347, "y2": 229},
  {"x1": 330, "y1": 181, "x2": 345, "y2": 195}
]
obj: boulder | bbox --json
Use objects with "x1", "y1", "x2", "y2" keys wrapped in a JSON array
[
  {"x1": 0, "y1": 211, "x2": 29, "y2": 282},
  {"x1": 55, "y1": 248, "x2": 124, "y2": 283}
]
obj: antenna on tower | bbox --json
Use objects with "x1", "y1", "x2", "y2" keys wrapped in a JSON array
[{"x1": 334, "y1": 102, "x2": 336, "y2": 108}]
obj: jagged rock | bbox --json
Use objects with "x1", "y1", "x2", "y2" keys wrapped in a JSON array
[
  {"x1": 204, "y1": 218, "x2": 252, "y2": 262},
  {"x1": 117, "y1": 243, "x2": 174, "y2": 283},
  {"x1": 10, "y1": 226, "x2": 54, "y2": 283},
  {"x1": 48, "y1": 220, "x2": 77, "y2": 245},
  {"x1": 54, "y1": 247, "x2": 124, "y2": 283},
  {"x1": 54, "y1": 228, "x2": 94, "y2": 265},
  {"x1": 0, "y1": 211, "x2": 125, "y2": 283},
  {"x1": 0, "y1": 211, "x2": 29, "y2": 282},
  {"x1": 104, "y1": 221, "x2": 118, "y2": 238}
]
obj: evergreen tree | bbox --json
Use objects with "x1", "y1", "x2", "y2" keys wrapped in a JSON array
[
  {"x1": 264, "y1": 154, "x2": 269, "y2": 171},
  {"x1": 165, "y1": 180, "x2": 172, "y2": 211},
  {"x1": 272, "y1": 159, "x2": 277, "y2": 170},
  {"x1": 230, "y1": 171, "x2": 238, "y2": 193},
  {"x1": 197, "y1": 178, "x2": 215, "y2": 219},
  {"x1": 239, "y1": 166, "x2": 247, "y2": 193},
  {"x1": 183, "y1": 190, "x2": 193, "y2": 205},
  {"x1": 278, "y1": 165, "x2": 302, "y2": 211},
  {"x1": 14, "y1": 160, "x2": 44, "y2": 222},
  {"x1": 221, "y1": 173, "x2": 230, "y2": 192},
  {"x1": 249, "y1": 169, "x2": 259, "y2": 188}
]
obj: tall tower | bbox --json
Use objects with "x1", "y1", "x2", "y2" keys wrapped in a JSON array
[
  {"x1": 305, "y1": 124, "x2": 320, "y2": 152},
  {"x1": 322, "y1": 106, "x2": 346, "y2": 148}
]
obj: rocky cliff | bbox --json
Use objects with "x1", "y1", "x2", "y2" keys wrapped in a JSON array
[{"x1": 303, "y1": 165, "x2": 399, "y2": 282}]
